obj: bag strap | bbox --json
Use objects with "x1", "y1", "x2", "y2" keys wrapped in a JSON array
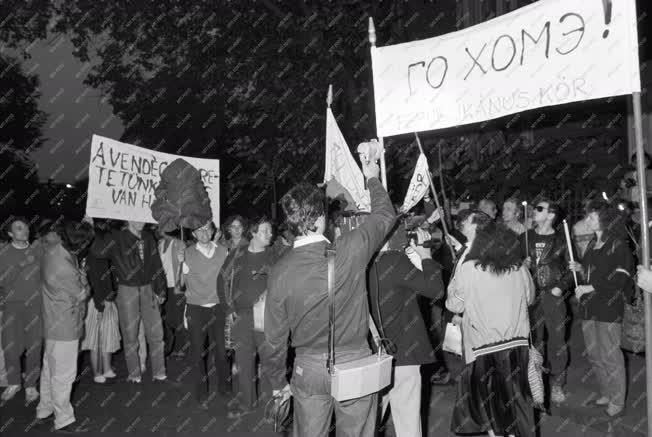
[{"x1": 327, "y1": 246, "x2": 336, "y2": 373}]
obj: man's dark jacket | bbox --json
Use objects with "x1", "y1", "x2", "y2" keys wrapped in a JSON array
[
  {"x1": 368, "y1": 250, "x2": 444, "y2": 366},
  {"x1": 522, "y1": 229, "x2": 574, "y2": 292},
  {"x1": 263, "y1": 178, "x2": 396, "y2": 390},
  {"x1": 90, "y1": 228, "x2": 167, "y2": 296}
]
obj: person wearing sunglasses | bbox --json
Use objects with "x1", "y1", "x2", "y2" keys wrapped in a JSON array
[{"x1": 522, "y1": 200, "x2": 574, "y2": 405}]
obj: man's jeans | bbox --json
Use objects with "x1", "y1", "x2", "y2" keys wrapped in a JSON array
[
  {"x1": 116, "y1": 284, "x2": 165, "y2": 379},
  {"x1": 37, "y1": 340, "x2": 79, "y2": 430},
  {"x1": 2, "y1": 302, "x2": 41, "y2": 387},
  {"x1": 529, "y1": 290, "x2": 569, "y2": 387},
  {"x1": 581, "y1": 320, "x2": 626, "y2": 407},
  {"x1": 291, "y1": 348, "x2": 377, "y2": 437},
  {"x1": 231, "y1": 310, "x2": 270, "y2": 409}
]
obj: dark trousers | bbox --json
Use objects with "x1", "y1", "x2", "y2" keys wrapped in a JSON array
[
  {"x1": 163, "y1": 289, "x2": 187, "y2": 355},
  {"x1": 2, "y1": 302, "x2": 42, "y2": 387},
  {"x1": 529, "y1": 290, "x2": 569, "y2": 386},
  {"x1": 291, "y1": 349, "x2": 377, "y2": 437},
  {"x1": 231, "y1": 310, "x2": 270, "y2": 409},
  {"x1": 186, "y1": 304, "x2": 229, "y2": 399}
]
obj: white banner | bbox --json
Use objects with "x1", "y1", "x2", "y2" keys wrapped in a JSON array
[
  {"x1": 86, "y1": 135, "x2": 220, "y2": 226},
  {"x1": 402, "y1": 153, "x2": 430, "y2": 213},
  {"x1": 371, "y1": 0, "x2": 641, "y2": 137},
  {"x1": 325, "y1": 107, "x2": 370, "y2": 211}
]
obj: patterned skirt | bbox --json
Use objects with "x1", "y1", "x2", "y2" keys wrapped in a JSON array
[
  {"x1": 451, "y1": 346, "x2": 535, "y2": 437},
  {"x1": 81, "y1": 301, "x2": 121, "y2": 353}
]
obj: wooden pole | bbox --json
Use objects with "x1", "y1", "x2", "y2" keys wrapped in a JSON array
[
  {"x1": 368, "y1": 18, "x2": 387, "y2": 190},
  {"x1": 437, "y1": 143, "x2": 452, "y2": 227},
  {"x1": 415, "y1": 133, "x2": 456, "y2": 262},
  {"x1": 632, "y1": 91, "x2": 652, "y2": 437}
]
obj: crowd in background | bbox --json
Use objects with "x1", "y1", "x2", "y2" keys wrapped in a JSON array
[{"x1": 0, "y1": 160, "x2": 649, "y2": 436}]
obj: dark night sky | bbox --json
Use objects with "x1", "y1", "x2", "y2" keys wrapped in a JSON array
[
  {"x1": 24, "y1": 1, "x2": 652, "y2": 184},
  {"x1": 26, "y1": 35, "x2": 124, "y2": 183}
]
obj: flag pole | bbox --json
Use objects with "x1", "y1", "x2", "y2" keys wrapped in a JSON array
[
  {"x1": 415, "y1": 133, "x2": 456, "y2": 262},
  {"x1": 633, "y1": 91, "x2": 652, "y2": 437},
  {"x1": 368, "y1": 18, "x2": 387, "y2": 190}
]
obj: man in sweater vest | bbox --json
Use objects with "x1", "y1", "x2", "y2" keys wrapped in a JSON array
[{"x1": 178, "y1": 221, "x2": 229, "y2": 408}]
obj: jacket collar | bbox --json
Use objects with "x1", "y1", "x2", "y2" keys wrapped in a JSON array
[{"x1": 293, "y1": 234, "x2": 330, "y2": 248}]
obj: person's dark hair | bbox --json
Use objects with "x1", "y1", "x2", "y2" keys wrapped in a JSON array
[
  {"x1": 586, "y1": 200, "x2": 627, "y2": 240},
  {"x1": 223, "y1": 215, "x2": 248, "y2": 241},
  {"x1": 281, "y1": 183, "x2": 325, "y2": 236},
  {"x1": 466, "y1": 222, "x2": 524, "y2": 275},
  {"x1": 455, "y1": 209, "x2": 492, "y2": 232},
  {"x1": 537, "y1": 199, "x2": 563, "y2": 226},
  {"x1": 247, "y1": 216, "x2": 273, "y2": 240},
  {"x1": 54, "y1": 221, "x2": 94, "y2": 258}
]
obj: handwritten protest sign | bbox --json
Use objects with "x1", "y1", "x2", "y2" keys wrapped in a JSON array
[
  {"x1": 402, "y1": 153, "x2": 430, "y2": 213},
  {"x1": 86, "y1": 135, "x2": 220, "y2": 226},
  {"x1": 371, "y1": 0, "x2": 640, "y2": 137}
]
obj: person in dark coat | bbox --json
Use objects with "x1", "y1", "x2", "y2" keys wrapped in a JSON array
[
  {"x1": 263, "y1": 158, "x2": 395, "y2": 437},
  {"x1": 368, "y1": 223, "x2": 444, "y2": 437}
]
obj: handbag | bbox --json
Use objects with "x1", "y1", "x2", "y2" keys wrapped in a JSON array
[
  {"x1": 527, "y1": 336, "x2": 545, "y2": 409},
  {"x1": 442, "y1": 322, "x2": 463, "y2": 356},
  {"x1": 622, "y1": 286, "x2": 645, "y2": 353},
  {"x1": 326, "y1": 247, "x2": 393, "y2": 402},
  {"x1": 264, "y1": 393, "x2": 293, "y2": 432}
]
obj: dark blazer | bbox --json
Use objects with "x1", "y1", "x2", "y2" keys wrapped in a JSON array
[
  {"x1": 90, "y1": 228, "x2": 166, "y2": 296},
  {"x1": 263, "y1": 178, "x2": 396, "y2": 390},
  {"x1": 368, "y1": 251, "x2": 444, "y2": 366}
]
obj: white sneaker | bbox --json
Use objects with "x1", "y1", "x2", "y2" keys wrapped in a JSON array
[
  {"x1": 25, "y1": 387, "x2": 39, "y2": 403},
  {"x1": 595, "y1": 396, "x2": 610, "y2": 406},
  {"x1": 127, "y1": 376, "x2": 142, "y2": 384},
  {"x1": 551, "y1": 385, "x2": 567, "y2": 404},
  {"x1": 1, "y1": 385, "x2": 21, "y2": 402},
  {"x1": 103, "y1": 369, "x2": 116, "y2": 378},
  {"x1": 93, "y1": 375, "x2": 107, "y2": 384}
]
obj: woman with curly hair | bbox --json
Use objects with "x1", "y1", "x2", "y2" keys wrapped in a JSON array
[
  {"x1": 447, "y1": 217, "x2": 535, "y2": 437},
  {"x1": 221, "y1": 215, "x2": 249, "y2": 252},
  {"x1": 569, "y1": 200, "x2": 634, "y2": 417}
]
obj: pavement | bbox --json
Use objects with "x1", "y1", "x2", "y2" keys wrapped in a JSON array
[{"x1": 0, "y1": 316, "x2": 648, "y2": 436}]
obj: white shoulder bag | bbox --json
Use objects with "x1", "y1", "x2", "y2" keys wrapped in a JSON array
[{"x1": 327, "y1": 247, "x2": 393, "y2": 402}]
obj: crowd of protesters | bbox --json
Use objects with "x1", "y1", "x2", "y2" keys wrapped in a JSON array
[{"x1": 0, "y1": 156, "x2": 650, "y2": 436}]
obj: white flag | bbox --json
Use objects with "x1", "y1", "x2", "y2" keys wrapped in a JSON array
[
  {"x1": 325, "y1": 107, "x2": 370, "y2": 211},
  {"x1": 401, "y1": 153, "x2": 429, "y2": 213}
]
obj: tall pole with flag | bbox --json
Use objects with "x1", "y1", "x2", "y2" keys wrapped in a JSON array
[
  {"x1": 368, "y1": 18, "x2": 387, "y2": 190},
  {"x1": 325, "y1": 85, "x2": 371, "y2": 213}
]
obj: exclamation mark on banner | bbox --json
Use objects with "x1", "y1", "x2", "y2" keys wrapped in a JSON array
[{"x1": 602, "y1": 0, "x2": 613, "y2": 38}]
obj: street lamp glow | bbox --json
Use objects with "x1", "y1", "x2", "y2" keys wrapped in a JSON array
[
  {"x1": 65, "y1": 183, "x2": 73, "y2": 188},
  {"x1": 602, "y1": 191, "x2": 608, "y2": 201}
]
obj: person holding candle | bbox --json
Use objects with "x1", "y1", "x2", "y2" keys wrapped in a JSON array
[
  {"x1": 569, "y1": 200, "x2": 634, "y2": 417},
  {"x1": 522, "y1": 200, "x2": 574, "y2": 405}
]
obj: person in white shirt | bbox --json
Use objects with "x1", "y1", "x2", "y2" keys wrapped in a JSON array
[{"x1": 177, "y1": 222, "x2": 229, "y2": 409}]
